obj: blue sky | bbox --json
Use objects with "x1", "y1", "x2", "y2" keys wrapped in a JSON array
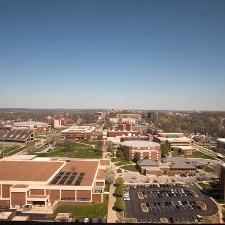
[{"x1": 0, "y1": 0, "x2": 225, "y2": 110}]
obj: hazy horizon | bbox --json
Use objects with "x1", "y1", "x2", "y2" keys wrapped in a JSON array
[{"x1": 1, "y1": 0, "x2": 225, "y2": 111}]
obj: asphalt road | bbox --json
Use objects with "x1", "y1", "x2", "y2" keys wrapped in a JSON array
[{"x1": 125, "y1": 183, "x2": 218, "y2": 223}]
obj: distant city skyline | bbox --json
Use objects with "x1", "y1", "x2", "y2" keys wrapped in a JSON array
[{"x1": 0, "y1": 0, "x2": 225, "y2": 110}]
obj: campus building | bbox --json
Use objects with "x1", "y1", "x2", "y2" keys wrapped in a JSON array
[
  {"x1": 61, "y1": 126, "x2": 96, "y2": 140},
  {"x1": 120, "y1": 140, "x2": 161, "y2": 161},
  {"x1": 154, "y1": 133, "x2": 193, "y2": 155},
  {"x1": 0, "y1": 157, "x2": 110, "y2": 213},
  {"x1": 107, "y1": 130, "x2": 140, "y2": 144},
  {"x1": 110, "y1": 113, "x2": 142, "y2": 124},
  {"x1": 13, "y1": 121, "x2": 50, "y2": 132},
  {"x1": 137, "y1": 157, "x2": 199, "y2": 176},
  {"x1": 0, "y1": 129, "x2": 34, "y2": 143}
]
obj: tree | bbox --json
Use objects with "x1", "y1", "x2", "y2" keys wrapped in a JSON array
[
  {"x1": 132, "y1": 152, "x2": 140, "y2": 163},
  {"x1": 114, "y1": 186, "x2": 124, "y2": 197},
  {"x1": 105, "y1": 167, "x2": 115, "y2": 184},
  {"x1": 113, "y1": 197, "x2": 125, "y2": 212},
  {"x1": 115, "y1": 177, "x2": 124, "y2": 187},
  {"x1": 161, "y1": 142, "x2": 170, "y2": 157},
  {"x1": 116, "y1": 148, "x2": 124, "y2": 159}
]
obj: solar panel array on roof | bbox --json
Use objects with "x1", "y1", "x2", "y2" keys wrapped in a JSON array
[
  {"x1": 74, "y1": 172, "x2": 85, "y2": 186},
  {"x1": 50, "y1": 171, "x2": 84, "y2": 186},
  {"x1": 0, "y1": 129, "x2": 34, "y2": 142}
]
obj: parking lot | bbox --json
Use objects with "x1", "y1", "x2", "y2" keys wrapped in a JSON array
[{"x1": 124, "y1": 183, "x2": 218, "y2": 223}]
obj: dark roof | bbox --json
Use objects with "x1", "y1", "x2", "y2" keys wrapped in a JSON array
[
  {"x1": 161, "y1": 157, "x2": 196, "y2": 170},
  {"x1": 137, "y1": 159, "x2": 158, "y2": 167},
  {"x1": 0, "y1": 129, "x2": 34, "y2": 142}
]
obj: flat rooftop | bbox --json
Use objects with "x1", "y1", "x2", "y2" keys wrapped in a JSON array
[
  {"x1": 62, "y1": 125, "x2": 95, "y2": 134},
  {"x1": 120, "y1": 140, "x2": 160, "y2": 148},
  {"x1": 50, "y1": 160, "x2": 99, "y2": 186},
  {"x1": 14, "y1": 121, "x2": 48, "y2": 126},
  {"x1": 218, "y1": 138, "x2": 225, "y2": 143},
  {"x1": 0, "y1": 161, "x2": 64, "y2": 182},
  {"x1": 1, "y1": 155, "x2": 37, "y2": 161}
]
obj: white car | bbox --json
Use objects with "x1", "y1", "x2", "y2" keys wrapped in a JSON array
[
  {"x1": 123, "y1": 197, "x2": 130, "y2": 201},
  {"x1": 177, "y1": 201, "x2": 182, "y2": 206},
  {"x1": 83, "y1": 218, "x2": 89, "y2": 223}
]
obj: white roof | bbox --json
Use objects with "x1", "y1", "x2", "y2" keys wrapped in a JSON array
[
  {"x1": 121, "y1": 140, "x2": 160, "y2": 148},
  {"x1": 0, "y1": 212, "x2": 13, "y2": 220},
  {"x1": 14, "y1": 121, "x2": 48, "y2": 127},
  {"x1": 62, "y1": 125, "x2": 95, "y2": 133},
  {"x1": 218, "y1": 138, "x2": 225, "y2": 143},
  {"x1": 32, "y1": 157, "x2": 51, "y2": 161},
  {"x1": 1, "y1": 155, "x2": 37, "y2": 161},
  {"x1": 11, "y1": 216, "x2": 29, "y2": 221}
]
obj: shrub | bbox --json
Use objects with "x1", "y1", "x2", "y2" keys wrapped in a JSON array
[
  {"x1": 114, "y1": 186, "x2": 124, "y2": 197},
  {"x1": 113, "y1": 197, "x2": 124, "y2": 212},
  {"x1": 115, "y1": 177, "x2": 124, "y2": 187},
  {"x1": 105, "y1": 167, "x2": 115, "y2": 184}
]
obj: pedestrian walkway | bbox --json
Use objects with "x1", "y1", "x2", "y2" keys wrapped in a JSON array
[{"x1": 107, "y1": 185, "x2": 117, "y2": 223}]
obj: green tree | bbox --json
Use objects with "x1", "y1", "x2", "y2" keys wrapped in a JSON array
[
  {"x1": 116, "y1": 148, "x2": 126, "y2": 162},
  {"x1": 113, "y1": 197, "x2": 125, "y2": 212},
  {"x1": 114, "y1": 186, "x2": 124, "y2": 197},
  {"x1": 161, "y1": 142, "x2": 170, "y2": 157},
  {"x1": 105, "y1": 167, "x2": 115, "y2": 184},
  {"x1": 132, "y1": 152, "x2": 140, "y2": 163},
  {"x1": 115, "y1": 177, "x2": 124, "y2": 187}
]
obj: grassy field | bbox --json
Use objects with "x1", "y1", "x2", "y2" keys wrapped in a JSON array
[
  {"x1": 37, "y1": 142, "x2": 102, "y2": 159},
  {"x1": 121, "y1": 164, "x2": 137, "y2": 172},
  {"x1": 171, "y1": 149, "x2": 216, "y2": 160},
  {"x1": 114, "y1": 161, "x2": 124, "y2": 166},
  {"x1": 189, "y1": 150, "x2": 215, "y2": 160},
  {"x1": 0, "y1": 145, "x2": 22, "y2": 156},
  {"x1": 104, "y1": 184, "x2": 110, "y2": 192},
  {"x1": 78, "y1": 140, "x2": 102, "y2": 146},
  {"x1": 198, "y1": 181, "x2": 219, "y2": 189},
  {"x1": 202, "y1": 166, "x2": 215, "y2": 173},
  {"x1": 53, "y1": 195, "x2": 108, "y2": 219}
]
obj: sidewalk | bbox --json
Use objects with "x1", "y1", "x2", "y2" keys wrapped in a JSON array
[{"x1": 107, "y1": 185, "x2": 117, "y2": 223}]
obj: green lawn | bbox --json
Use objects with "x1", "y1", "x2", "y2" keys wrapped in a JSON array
[
  {"x1": 172, "y1": 149, "x2": 216, "y2": 160},
  {"x1": 198, "y1": 181, "x2": 220, "y2": 190},
  {"x1": 0, "y1": 146, "x2": 21, "y2": 156},
  {"x1": 189, "y1": 151, "x2": 215, "y2": 160},
  {"x1": 121, "y1": 164, "x2": 138, "y2": 172},
  {"x1": 37, "y1": 142, "x2": 102, "y2": 159},
  {"x1": 114, "y1": 161, "x2": 124, "y2": 166},
  {"x1": 202, "y1": 166, "x2": 215, "y2": 173},
  {"x1": 53, "y1": 195, "x2": 108, "y2": 219},
  {"x1": 78, "y1": 140, "x2": 102, "y2": 146},
  {"x1": 104, "y1": 184, "x2": 110, "y2": 192}
]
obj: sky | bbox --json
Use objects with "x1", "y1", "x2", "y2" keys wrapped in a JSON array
[{"x1": 0, "y1": 0, "x2": 225, "y2": 111}]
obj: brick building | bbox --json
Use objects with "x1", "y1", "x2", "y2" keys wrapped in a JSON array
[
  {"x1": 61, "y1": 126, "x2": 96, "y2": 140},
  {"x1": 0, "y1": 158, "x2": 110, "y2": 213},
  {"x1": 120, "y1": 140, "x2": 161, "y2": 161}
]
